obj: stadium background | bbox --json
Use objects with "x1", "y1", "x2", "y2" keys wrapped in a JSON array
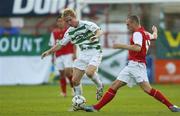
[{"x1": 0, "y1": 0, "x2": 180, "y2": 115}]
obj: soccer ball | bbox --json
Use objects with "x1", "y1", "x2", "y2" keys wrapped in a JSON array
[{"x1": 72, "y1": 95, "x2": 86, "y2": 110}]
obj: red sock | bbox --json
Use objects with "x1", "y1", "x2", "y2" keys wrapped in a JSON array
[
  {"x1": 67, "y1": 76, "x2": 73, "y2": 88},
  {"x1": 148, "y1": 88, "x2": 173, "y2": 108},
  {"x1": 60, "y1": 77, "x2": 66, "y2": 94},
  {"x1": 93, "y1": 88, "x2": 117, "y2": 110}
]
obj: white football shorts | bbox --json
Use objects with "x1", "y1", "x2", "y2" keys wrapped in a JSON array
[
  {"x1": 117, "y1": 60, "x2": 149, "y2": 87},
  {"x1": 73, "y1": 49, "x2": 102, "y2": 70},
  {"x1": 55, "y1": 54, "x2": 73, "y2": 70}
]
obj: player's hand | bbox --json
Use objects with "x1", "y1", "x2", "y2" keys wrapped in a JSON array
[
  {"x1": 41, "y1": 50, "x2": 51, "y2": 59},
  {"x1": 152, "y1": 25, "x2": 158, "y2": 39},
  {"x1": 89, "y1": 36, "x2": 97, "y2": 42},
  {"x1": 152, "y1": 25, "x2": 157, "y2": 33}
]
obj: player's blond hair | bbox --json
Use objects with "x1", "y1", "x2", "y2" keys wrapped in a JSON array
[{"x1": 62, "y1": 8, "x2": 76, "y2": 18}]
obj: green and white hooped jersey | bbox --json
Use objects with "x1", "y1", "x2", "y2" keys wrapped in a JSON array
[{"x1": 59, "y1": 20, "x2": 102, "y2": 52}]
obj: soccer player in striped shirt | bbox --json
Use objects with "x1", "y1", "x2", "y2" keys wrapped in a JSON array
[{"x1": 42, "y1": 8, "x2": 104, "y2": 101}]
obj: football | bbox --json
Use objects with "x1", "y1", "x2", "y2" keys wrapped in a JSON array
[{"x1": 72, "y1": 95, "x2": 86, "y2": 110}]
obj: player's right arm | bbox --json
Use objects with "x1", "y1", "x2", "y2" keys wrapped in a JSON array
[
  {"x1": 113, "y1": 32, "x2": 142, "y2": 52},
  {"x1": 41, "y1": 44, "x2": 62, "y2": 59},
  {"x1": 41, "y1": 30, "x2": 71, "y2": 59}
]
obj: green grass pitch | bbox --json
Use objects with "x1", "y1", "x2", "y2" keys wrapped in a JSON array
[{"x1": 0, "y1": 84, "x2": 180, "y2": 116}]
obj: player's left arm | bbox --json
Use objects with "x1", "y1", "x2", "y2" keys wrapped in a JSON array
[
  {"x1": 87, "y1": 21, "x2": 103, "y2": 42},
  {"x1": 90, "y1": 29, "x2": 103, "y2": 41},
  {"x1": 145, "y1": 25, "x2": 158, "y2": 40}
]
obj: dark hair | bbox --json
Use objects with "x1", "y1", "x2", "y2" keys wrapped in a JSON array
[
  {"x1": 128, "y1": 15, "x2": 140, "y2": 25},
  {"x1": 56, "y1": 13, "x2": 62, "y2": 21}
]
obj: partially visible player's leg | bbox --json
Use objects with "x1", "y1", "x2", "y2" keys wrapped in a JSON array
[
  {"x1": 59, "y1": 70, "x2": 67, "y2": 97},
  {"x1": 84, "y1": 64, "x2": 136, "y2": 112},
  {"x1": 56, "y1": 56, "x2": 67, "y2": 96},
  {"x1": 139, "y1": 82, "x2": 180, "y2": 112},
  {"x1": 66, "y1": 68, "x2": 74, "y2": 95},
  {"x1": 65, "y1": 67, "x2": 74, "y2": 95},
  {"x1": 64, "y1": 54, "x2": 75, "y2": 96},
  {"x1": 85, "y1": 65, "x2": 103, "y2": 100},
  {"x1": 84, "y1": 80, "x2": 126, "y2": 112},
  {"x1": 86, "y1": 65, "x2": 102, "y2": 88},
  {"x1": 72, "y1": 67, "x2": 84, "y2": 95},
  {"x1": 86, "y1": 54, "x2": 103, "y2": 100},
  {"x1": 94, "y1": 80, "x2": 125, "y2": 110}
]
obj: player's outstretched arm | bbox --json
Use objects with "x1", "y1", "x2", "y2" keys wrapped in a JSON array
[
  {"x1": 113, "y1": 43, "x2": 141, "y2": 52},
  {"x1": 41, "y1": 44, "x2": 62, "y2": 59}
]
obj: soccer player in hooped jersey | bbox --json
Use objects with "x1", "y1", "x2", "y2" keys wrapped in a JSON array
[
  {"x1": 83, "y1": 15, "x2": 180, "y2": 112},
  {"x1": 49, "y1": 15, "x2": 75, "y2": 97},
  {"x1": 42, "y1": 8, "x2": 104, "y2": 100}
]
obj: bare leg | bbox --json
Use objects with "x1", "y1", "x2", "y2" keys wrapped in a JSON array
[
  {"x1": 72, "y1": 68, "x2": 84, "y2": 95},
  {"x1": 86, "y1": 65, "x2": 103, "y2": 88},
  {"x1": 86, "y1": 65, "x2": 103, "y2": 100},
  {"x1": 65, "y1": 67, "x2": 74, "y2": 95},
  {"x1": 65, "y1": 68, "x2": 73, "y2": 86}
]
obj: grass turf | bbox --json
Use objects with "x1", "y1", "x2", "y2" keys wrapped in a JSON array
[{"x1": 0, "y1": 84, "x2": 180, "y2": 116}]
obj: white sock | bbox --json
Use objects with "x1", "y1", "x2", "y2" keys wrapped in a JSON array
[
  {"x1": 87, "y1": 73, "x2": 103, "y2": 88},
  {"x1": 74, "y1": 84, "x2": 83, "y2": 95}
]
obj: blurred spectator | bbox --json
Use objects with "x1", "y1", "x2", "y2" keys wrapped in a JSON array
[{"x1": 0, "y1": 19, "x2": 20, "y2": 35}]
